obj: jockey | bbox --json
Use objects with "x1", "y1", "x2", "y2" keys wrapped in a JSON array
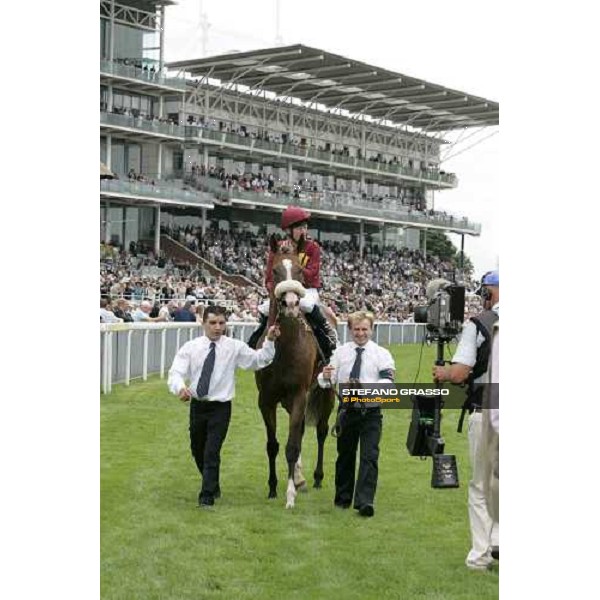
[{"x1": 248, "y1": 206, "x2": 338, "y2": 361}]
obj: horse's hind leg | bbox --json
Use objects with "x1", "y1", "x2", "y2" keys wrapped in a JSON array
[
  {"x1": 313, "y1": 417, "x2": 329, "y2": 489},
  {"x1": 260, "y1": 401, "x2": 279, "y2": 499}
]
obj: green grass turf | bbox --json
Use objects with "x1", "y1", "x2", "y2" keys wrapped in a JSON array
[{"x1": 101, "y1": 343, "x2": 498, "y2": 600}]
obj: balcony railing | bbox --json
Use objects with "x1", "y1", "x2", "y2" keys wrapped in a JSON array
[
  {"x1": 185, "y1": 126, "x2": 457, "y2": 187},
  {"x1": 100, "y1": 178, "x2": 214, "y2": 207},
  {"x1": 100, "y1": 111, "x2": 186, "y2": 138},
  {"x1": 189, "y1": 175, "x2": 480, "y2": 234},
  {"x1": 100, "y1": 59, "x2": 187, "y2": 91}
]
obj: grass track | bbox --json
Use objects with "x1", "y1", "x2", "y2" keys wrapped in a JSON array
[{"x1": 101, "y1": 344, "x2": 498, "y2": 599}]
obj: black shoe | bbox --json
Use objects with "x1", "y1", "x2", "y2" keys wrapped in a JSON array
[
  {"x1": 214, "y1": 488, "x2": 221, "y2": 500},
  {"x1": 358, "y1": 505, "x2": 374, "y2": 517},
  {"x1": 199, "y1": 501, "x2": 214, "y2": 510},
  {"x1": 248, "y1": 313, "x2": 268, "y2": 349},
  {"x1": 198, "y1": 491, "x2": 215, "y2": 507},
  {"x1": 491, "y1": 546, "x2": 499, "y2": 560},
  {"x1": 305, "y1": 306, "x2": 337, "y2": 362},
  {"x1": 334, "y1": 502, "x2": 350, "y2": 509}
]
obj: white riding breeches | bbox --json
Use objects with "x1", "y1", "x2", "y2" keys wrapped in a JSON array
[{"x1": 259, "y1": 288, "x2": 320, "y2": 316}]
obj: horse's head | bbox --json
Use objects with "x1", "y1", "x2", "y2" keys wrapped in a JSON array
[{"x1": 269, "y1": 233, "x2": 307, "y2": 318}]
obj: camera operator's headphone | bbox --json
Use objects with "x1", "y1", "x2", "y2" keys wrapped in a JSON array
[{"x1": 480, "y1": 271, "x2": 496, "y2": 302}]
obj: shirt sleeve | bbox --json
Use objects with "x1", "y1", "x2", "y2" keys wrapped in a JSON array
[
  {"x1": 376, "y1": 348, "x2": 396, "y2": 383},
  {"x1": 317, "y1": 347, "x2": 341, "y2": 388},
  {"x1": 235, "y1": 339, "x2": 276, "y2": 371},
  {"x1": 451, "y1": 321, "x2": 478, "y2": 367},
  {"x1": 167, "y1": 342, "x2": 192, "y2": 395}
]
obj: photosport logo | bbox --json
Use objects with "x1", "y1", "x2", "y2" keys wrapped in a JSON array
[{"x1": 337, "y1": 383, "x2": 498, "y2": 409}]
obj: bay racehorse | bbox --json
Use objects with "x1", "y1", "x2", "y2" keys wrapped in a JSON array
[{"x1": 255, "y1": 234, "x2": 335, "y2": 508}]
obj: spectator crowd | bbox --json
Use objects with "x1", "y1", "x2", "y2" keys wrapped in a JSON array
[{"x1": 101, "y1": 225, "x2": 478, "y2": 325}]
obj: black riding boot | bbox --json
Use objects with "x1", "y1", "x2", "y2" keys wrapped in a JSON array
[
  {"x1": 305, "y1": 305, "x2": 337, "y2": 362},
  {"x1": 248, "y1": 313, "x2": 268, "y2": 349}
]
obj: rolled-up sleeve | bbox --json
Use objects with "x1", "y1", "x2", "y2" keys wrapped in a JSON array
[
  {"x1": 376, "y1": 348, "x2": 396, "y2": 383},
  {"x1": 451, "y1": 321, "x2": 478, "y2": 367},
  {"x1": 235, "y1": 339, "x2": 276, "y2": 370},
  {"x1": 168, "y1": 344, "x2": 191, "y2": 395}
]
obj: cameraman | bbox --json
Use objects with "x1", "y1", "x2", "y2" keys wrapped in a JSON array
[{"x1": 432, "y1": 270, "x2": 499, "y2": 571}]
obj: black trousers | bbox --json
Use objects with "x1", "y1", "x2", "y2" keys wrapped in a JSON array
[
  {"x1": 189, "y1": 400, "x2": 232, "y2": 503},
  {"x1": 334, "y1": 407, "x2": 382, "y2": 509}
]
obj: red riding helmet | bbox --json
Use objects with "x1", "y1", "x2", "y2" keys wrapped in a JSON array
[{"x1": 281, "y1": 206, "x2": 311, "y2": 230}]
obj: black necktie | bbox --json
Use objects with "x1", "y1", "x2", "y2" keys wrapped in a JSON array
[
  {"x1": 196, "y1": 341, "x2": 216, "y2": 398},
  {"x1": 350, "y1": 347, "x2": 364, "y2": 380}
]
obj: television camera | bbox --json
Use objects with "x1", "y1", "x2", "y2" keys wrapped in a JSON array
[{"x1": 407, "y1": 279, "x2": 465, "y2": 488}]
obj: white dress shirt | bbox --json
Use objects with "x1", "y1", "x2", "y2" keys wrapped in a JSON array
[
  {"x1": 168, "y1": 335, "x2": 275, "y2": 402},
  {"x1": 317, "y1": 340, "x2": 395, "y2": 388}
]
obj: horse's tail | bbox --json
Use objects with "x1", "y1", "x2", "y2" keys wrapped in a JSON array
[{"x1": 306, "y1": 383, "x2": 334, "y2": 427}]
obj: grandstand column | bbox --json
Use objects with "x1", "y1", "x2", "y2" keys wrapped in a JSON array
[
  {"x1": 203, "y1": 146, "x2": 209, "y2": 169},
  {"x1": 157, "y1": 143, "x2": 163, "y2": 180},
  {"x1": 201, "y1": 208, "x2": 207, "y2": 235},
  {"x1": 105, "y1": 201, "x2": 111, "y2": 244},
  {"x1": 106, "y1": 135, "x2": 112, "y2": 169},
  {"x1": 159, "y1": 5, "x2": 165, "y2": 75},
  {"x1": 460, "y1": 234, "x2": 465, "y2": 269},
  {"x1": 109, "y1": 0, "x2": 115, "y2": 62},
  {"x1": 107, "y1": 84, "x2": 113, "y2": 112},
  {"x1": 154, "y1": 206, "x2": 161, "y2": 255},
  {"x1": 360, "y1": 173, "x2": 365, "y2": 192},
  {"x1": 159, "y1": 96, "x2": 164, "y2": 119},
  {"x1": 423, "y1": 229, "x2": 427, "y2": 258},
  {"x1": 359, "y1": 221, "x2": 364, "y2": 257},
  {"x1": 287, "y1": 162, "x2": 293, "y2": 185},
  {"x1": 361, "y1": 120, "x2": 366, "y2": 163},
  {"x1": 382, "y1": 224, "x2": 387, "y2": 247}
]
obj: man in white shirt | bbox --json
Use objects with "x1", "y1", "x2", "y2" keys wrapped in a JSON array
[
  {"x1": 168, "y1": 305, "x2": 280, "y2": 508},
  {"x1": 433, "y1": 270, "x2": 499, "y2": 570},
  {"x1": 100, "y1": 297, "x2": 123, "y2": 323},
  {"x1": 131, "y1": 300, "x2": 166, "y2": 322},
  {"x1": 318, "y1": 311, "x2": 395, "y2": 517}
]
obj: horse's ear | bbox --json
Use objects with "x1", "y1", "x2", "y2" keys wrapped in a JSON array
[
  {"x1": 296, "y1": 234, "x2": 306, "y2": 255},
  {"x1": 269, "y1": 234, "x2": 279, "y2": 253}
]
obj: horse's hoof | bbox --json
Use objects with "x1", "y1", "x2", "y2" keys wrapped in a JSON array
[
  {"x1": 268, "y1": 491, "x2": 277, "y2": 499},
  {"x1": 295, "y1": 480, "x2": 308, "y2": 492},
  {"x1": 313, "y1": 481, "x2": 322, "y2": 489},
  {"x1": 285, "y1": 501, "x2": 295, "y2": 509}
]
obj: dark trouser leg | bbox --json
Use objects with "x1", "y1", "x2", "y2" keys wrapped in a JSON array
[
  {"x1": 189, "y1": 400, "x2": 209, "y2": 476},
  {"x1": 353, "y1": 409, "x2": 383, "y2": 509},
  {"x1": 199, "y1": 401, "x2": 232, "y2": 504},
  {"x1": 247, "y1": 313, "x2": 268, "y2": 349},
  {"x1": 334, "y1": 409, "x2": 360, "y2": 506}
]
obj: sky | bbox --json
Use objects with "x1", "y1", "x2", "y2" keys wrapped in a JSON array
[{"x1": 162, "y1": 0, "x2": 499, "y2": 277}]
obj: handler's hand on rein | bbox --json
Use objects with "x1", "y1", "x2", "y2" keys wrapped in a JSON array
[
  {"x1": 266, "y1": 324, "x2": 281, "y2": 341},
  {"x1": 322, "y1": 365, "x2": 336, "y2": 380}
]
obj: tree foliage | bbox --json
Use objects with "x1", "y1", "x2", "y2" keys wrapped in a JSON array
[{"x1": 423, "y1": 230, "x2": 473, "y2": 274}]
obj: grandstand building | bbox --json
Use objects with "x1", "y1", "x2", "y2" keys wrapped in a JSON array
[{"x1": 100, "y1": 0, "x2": 498, "y2": 270}]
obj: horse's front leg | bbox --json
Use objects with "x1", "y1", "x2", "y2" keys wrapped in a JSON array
[
  {"x1": 259, "y1": 398, "x2": 279, "y2": 499},
  {"x1": 285, "y1": 396, "x2": 306, "y2": 509},
  {"x1": 294, "y1": 419, "x2": 307, "y2": 492}
]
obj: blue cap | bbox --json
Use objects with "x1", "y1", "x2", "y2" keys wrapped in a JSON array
[{"x1": 482, "y1": 270, "x2": 499, "y2": 286}]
